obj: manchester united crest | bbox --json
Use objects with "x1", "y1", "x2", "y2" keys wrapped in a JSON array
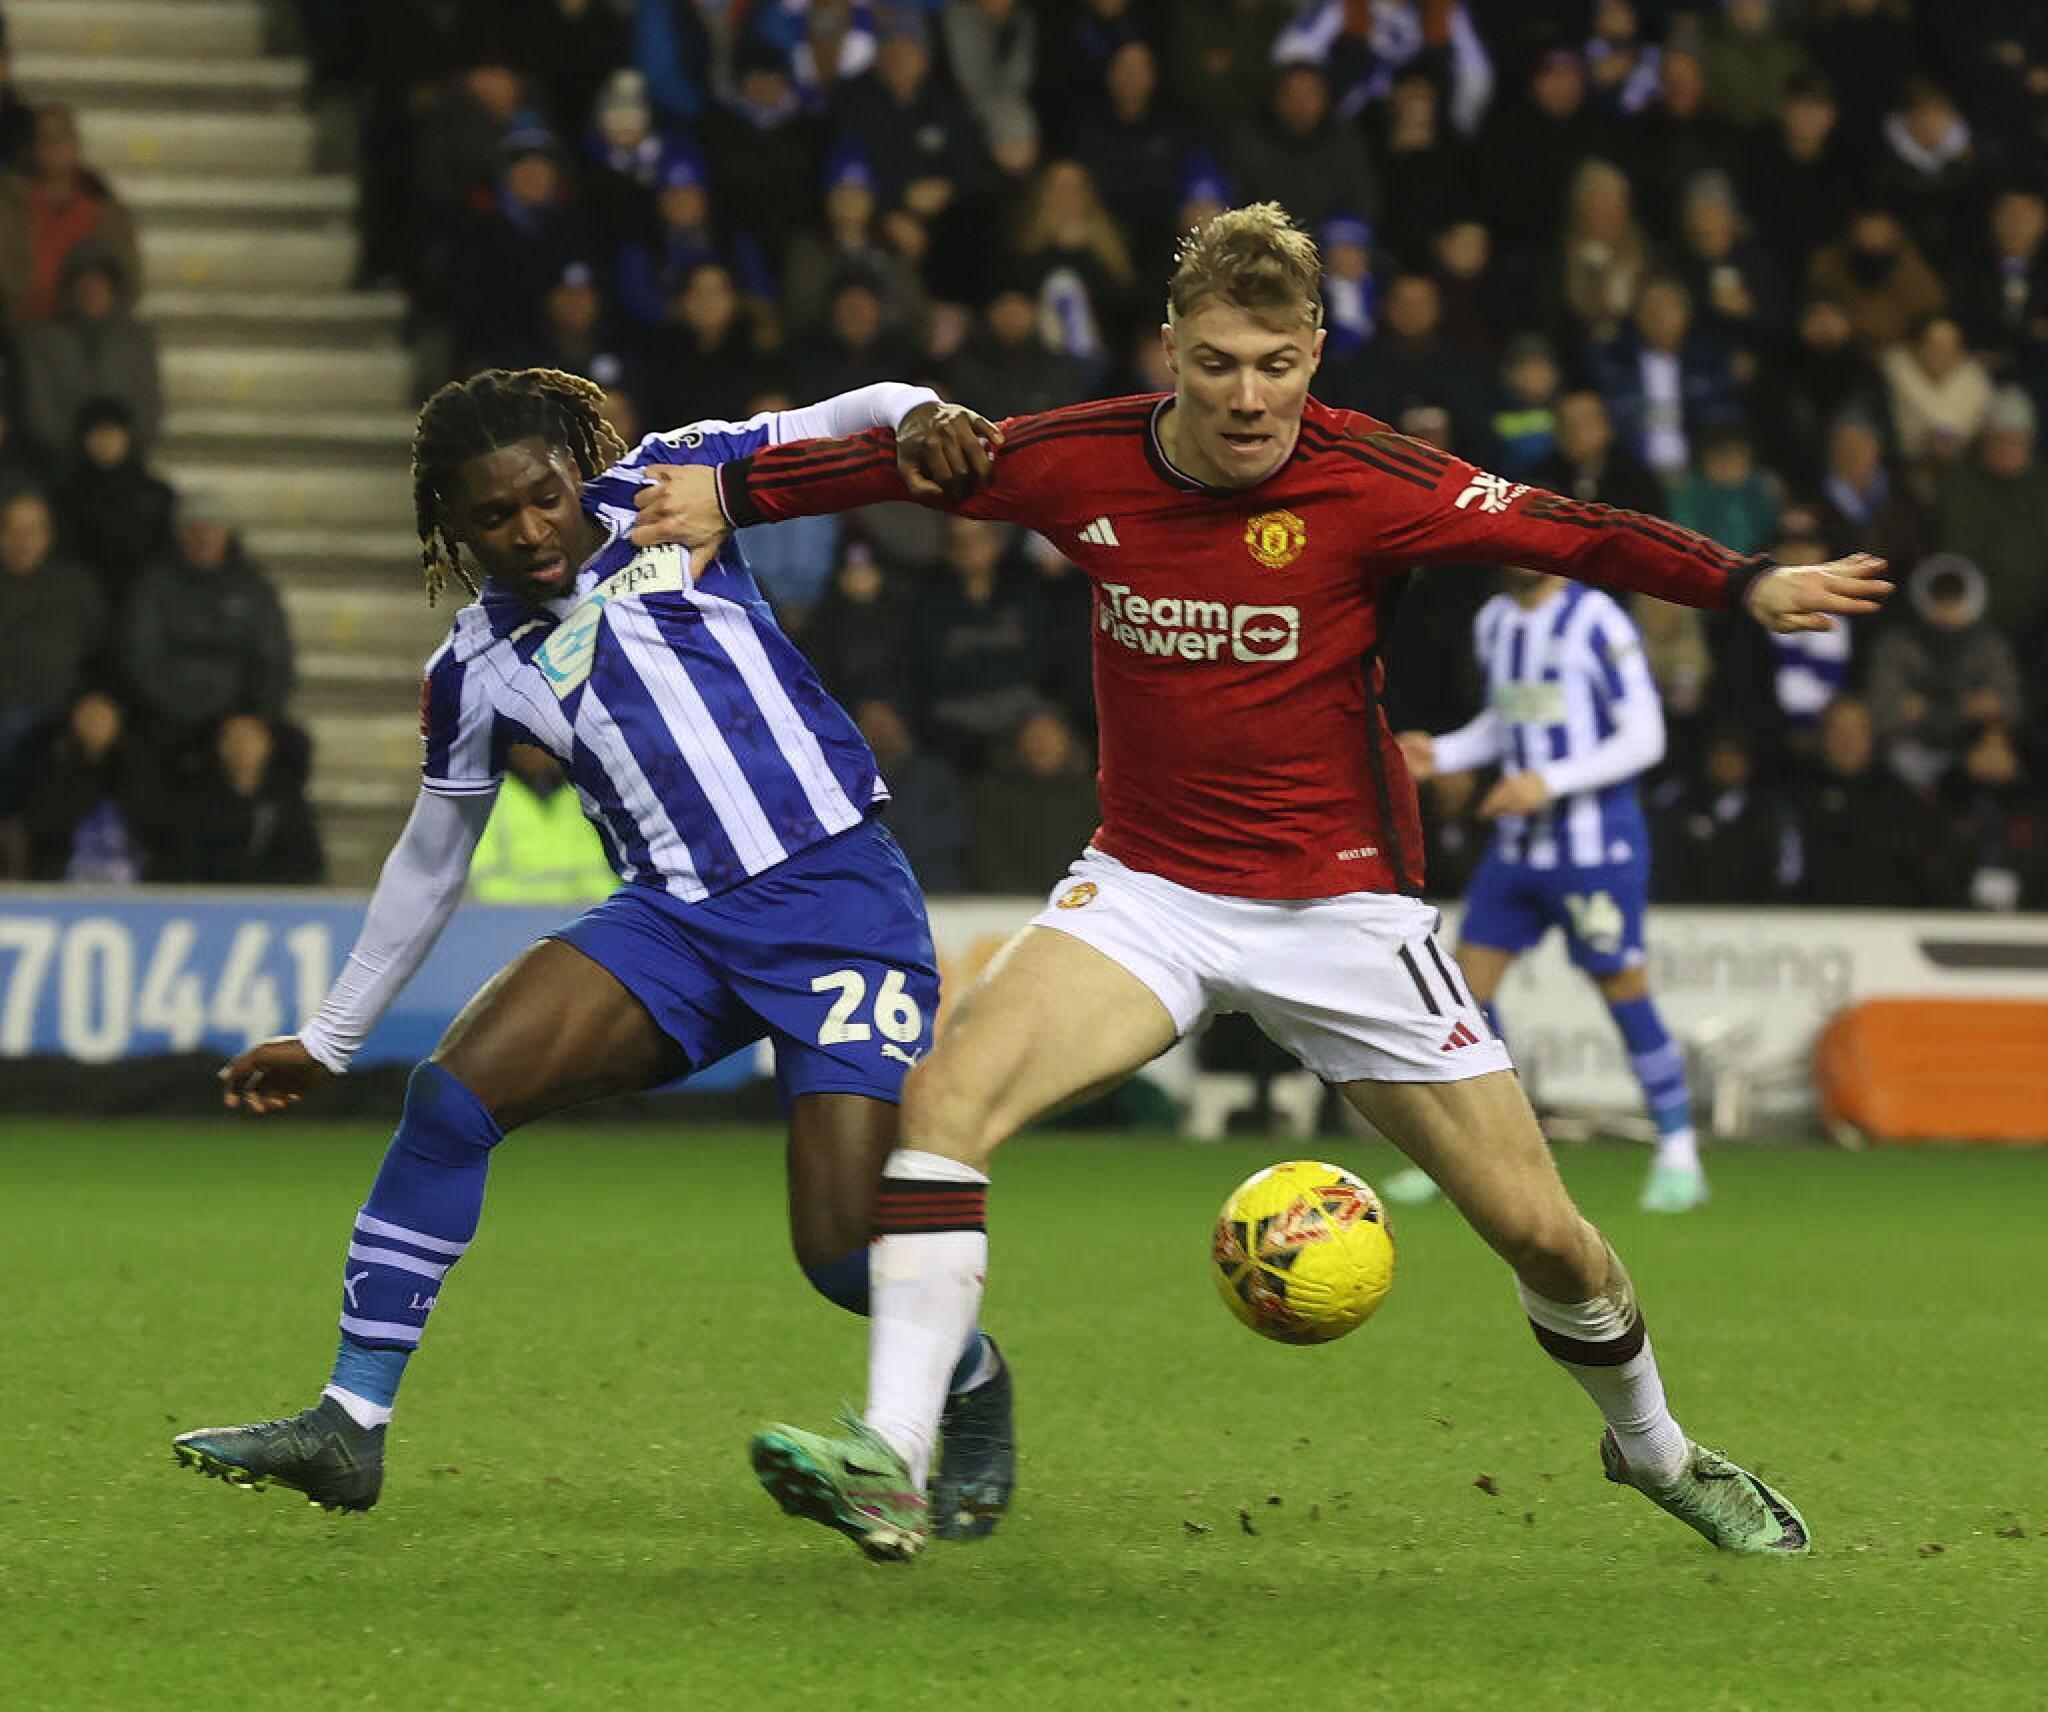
[
  {"x1": 1055, "y1": 881, "x2": 1099, "y2": 910},
  {"x1": 1243, "y1": 508, "x2": 1307, "y2": 569}
]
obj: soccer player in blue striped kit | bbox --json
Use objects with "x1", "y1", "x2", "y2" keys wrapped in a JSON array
[
  {"x1": 171, "y1": 368, "x2": 1017, "y2": 1534},
  {"x1": 1394, "y1": 565, "x2": 1707, "y2": 1213}
]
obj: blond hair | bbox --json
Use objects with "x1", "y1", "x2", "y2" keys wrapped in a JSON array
[{"x1": 1166, "y1": 202, "x2": 1323, "y2": 329}]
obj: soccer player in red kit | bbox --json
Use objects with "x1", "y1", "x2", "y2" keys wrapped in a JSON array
[{"x1": 632, "y1": 205, "x2": 1890, "y2": 1562}]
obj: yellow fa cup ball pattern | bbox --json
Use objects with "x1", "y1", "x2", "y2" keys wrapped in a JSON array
[{"x1": 1212, "y1": 1160, "x2": 1395, "y2": 1344}]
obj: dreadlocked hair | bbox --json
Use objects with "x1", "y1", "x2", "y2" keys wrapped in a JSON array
[{"x1": 409, "y1": 367, "x2": 627, "y2": 605}]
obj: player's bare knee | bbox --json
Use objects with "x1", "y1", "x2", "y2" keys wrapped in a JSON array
[
  {"x1": 899, "y1": 1058, "x2": 1008, "y2": 1169},
  {"x1": 1500, "y1": 1209, "x2": 1604, "y2": 1300}
]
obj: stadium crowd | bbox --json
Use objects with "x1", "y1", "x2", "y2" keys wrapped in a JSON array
[{"x1": 4, "y1": 0, "x2": 2047, "y2": 908}]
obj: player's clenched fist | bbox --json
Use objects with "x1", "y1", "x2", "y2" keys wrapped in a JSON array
[
  {"x1": 630, "y1": 462, "x2": 726, "y2": 551},
  {"x1": 1744, "y1": 552, "x2": 1891, "y2": 634},
  {"x1": 895, "y1": 401, "x2": 1003, "y2": 501}
]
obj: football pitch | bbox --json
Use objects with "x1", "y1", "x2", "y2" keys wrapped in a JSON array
[{"x1": 5, "y1": 1120, "x2": 2042, "y2": 1711}]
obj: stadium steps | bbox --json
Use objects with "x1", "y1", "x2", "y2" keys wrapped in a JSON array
[
  {"x1": 6, "y1": 1, "x2": 267, "y2": 61},
  {"x1": 22, "y1": 0, "x2": 450, "y2": 885}
]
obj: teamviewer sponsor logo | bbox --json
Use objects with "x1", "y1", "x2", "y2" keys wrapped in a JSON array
[{"x1": 1097, "y1": 584, "x2": 1299, "y2": 665}]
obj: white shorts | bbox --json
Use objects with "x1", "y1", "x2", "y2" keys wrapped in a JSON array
[{"x1": 1031, "y1": 848, "x2": 1515, "y2": 1085}]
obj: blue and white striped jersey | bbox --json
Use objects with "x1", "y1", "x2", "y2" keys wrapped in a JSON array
[
  {"x1": 1441, "y1": 582, "x2": 1665, "y2": 871},
  {"x1": 416, "y1": 411, "x2": 888, "y2": 902}
]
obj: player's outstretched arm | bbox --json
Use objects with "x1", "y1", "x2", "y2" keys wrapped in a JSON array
[
  {"x1": 221, "y1": 787, "x2": 496, "y2": 1114},
  {"x1": 1740, "y1": 554, "x2": 1892, "y2": 633},
  {"x1": 629, "y1": 403, "x2": 1013, "y2": 549}
]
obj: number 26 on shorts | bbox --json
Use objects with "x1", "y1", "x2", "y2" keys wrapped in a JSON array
[{"x1": 810, "y1": 968, "x2": 924, "y2": 1047}]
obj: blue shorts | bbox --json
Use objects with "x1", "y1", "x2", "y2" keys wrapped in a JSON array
[
  {"x1": 1459, "y1": 846, "x2": 1649, "y2": 977},
  {"x1": 552, "y1": 820, "x2": 938, "y2": 1103}
]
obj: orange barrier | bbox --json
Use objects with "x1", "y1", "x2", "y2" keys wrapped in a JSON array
[{"x1": 1814, "y1": 998, "x2": 2048, "y2": 1145}]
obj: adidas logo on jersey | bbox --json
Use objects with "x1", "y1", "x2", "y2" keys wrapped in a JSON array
[
  {"x1": 1440, "y1": 1020, "x2": 1483, "y2": 1052},
  {"x1": 1079, "y1": 516, "x2": 1120, "y2": 548}
]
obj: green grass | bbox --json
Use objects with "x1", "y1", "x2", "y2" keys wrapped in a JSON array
[{"x1": 3, "y1": 1121, "x2": 2043, "y2": 1711}]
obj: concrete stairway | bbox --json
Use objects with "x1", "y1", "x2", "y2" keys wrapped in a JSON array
[{"x1": 13, "y1": 0, "x2": 444, "y2": 884}]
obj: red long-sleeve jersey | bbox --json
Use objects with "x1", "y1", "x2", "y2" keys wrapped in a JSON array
[{"x1": 717, "y1": 393, "x2": 1771, "y2": 899}]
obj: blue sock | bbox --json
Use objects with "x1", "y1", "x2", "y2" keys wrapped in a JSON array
[
  {"x1": 1607, "y1": 994, "x2": 1694, "y2": 1141},
  {"x1": 324, "y1": 1062, "x2": 502, "y2": 1421},
  {"x1": 804, "y1": 1246, "x2": 992, "y2": 1394}
]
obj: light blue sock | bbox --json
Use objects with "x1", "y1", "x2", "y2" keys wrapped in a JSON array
[
  {"x1": 323, "y1": 1062, "x2": 502, "y2": 1424},
  {"x1": 804, "y1": 1247, "x2": 993, "y2": 1393}
]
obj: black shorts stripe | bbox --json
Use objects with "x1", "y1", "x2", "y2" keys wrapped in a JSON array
[
  {"x1": 1395, "y1": 943, "x2": 1442, "y2": 1015},
  {"x1": 1423, "y1": 937, "x2": 1472, "y2": 1010}
]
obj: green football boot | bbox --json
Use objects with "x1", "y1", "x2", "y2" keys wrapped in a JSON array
[
  {"x1": 172, "y1": 1396, "x2": 384, "y2": 1513},
  {"x1": 1640, "y1": 1161, "x2": 1711, "y2": 1213},
  {"x1": 1601, "y1": 1432, "x2": 1811, "y2": 1555},
  {"x1": 932, "y1": 1337, "x2": 1015, "y2": 1541},
  {"x1": 750, "y1": 1409, "x2": 927, "y2": 1562}
]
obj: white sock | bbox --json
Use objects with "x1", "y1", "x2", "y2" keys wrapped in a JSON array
[
  {"x1": 321, "y1": 1385, "x2": 392, "y2": 1430},
  {"x1": 1518, "y1": 1281, "x2": 1689, "y2": 1485},
  {"x1": 864, "y1": 1148, "x2": 990, "y2": 1491},
  {"x1": 1654, "y1": 1125, "x2": 1700, "y2": 1172}
]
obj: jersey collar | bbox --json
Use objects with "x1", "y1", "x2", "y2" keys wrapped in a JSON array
[{"x1": 1144, "y1": 396, "x2": 1307, "y2": 496}]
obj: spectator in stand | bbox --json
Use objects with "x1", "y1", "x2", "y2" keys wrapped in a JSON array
[
  {"x1": 1711, "y1": 502, "x2": 1853, "y2": 774},
  {"x1": 1870, "y1": 78, "x2": 1990, "y2": 273},
  {"x1": 785, "y1": 275, "x2": 919, "y2": 405},
  {"x1": 1223, "y1": 62, "x2": 1379, "y2": 238},
  {"x1": 805, "y1": 539, "x2": 916, "y2": 713},
  {"x1": 1808, "y1": 203, "x2": 1948, "y2": 354},
  {"x1": 1672, "y1": 170, "x2": 1787, "y2": 378},
  {"x1": 1925, "y1": 3, "x2": 2048, "y2": 162},
  {"x1": 0, "y1": 487, "x2": 102, "y2": 809},
  {"x1": 1629, "y1": 46, "x2": 1746, "y2": 246},
  {"x1": 914, "y1": 515, "x2": 1045, "y2": 770},
  {"x1": 1582, "y1": 0, "x2": 1664, "y2": 120},
  {"x1": 1558, "y1": 158, "x2": 1651, "y2": 347},
  {"x1": 1534, "y1": 388, "x2": 1664, "y2": 517},
  {"x1": 1648, "y1": 726, "x2": 1789, "y2": 906},
  {"x1": 1670, "y1": 424, "x2": 1781, "y2": 556},
  {"x1": 1701, "y1": 0, "x2": 1810, "y2": 131},
  {"x1": 1490, "y1": 334, "x2": 1562, "y2": 480},
  {"x1": 175, "y1": 711, "x2": 325, "y2": 886},
  {"x1": 1814, "y1": 407, "x2": 1932, "y2": 572},
  {"x1": 0, "y1": 104, "x2": 141, "y2": 330},
  {"x1": 629, "y1": 0, "x2": 718, "y2": 126},
  {"x1": 1939, "y1": 719, "x2": 2048, "y2": 913},
  {"x1": 1010, "y1": 159, "x2": 1137, "y2": 372},
  {"x1": 1935, "y1": 385, "x2": 2048, "y2": 633},
  {"x1": 1430, "y1": 219, "x2": 1515, "y2": 370},
  {"x1": 941, "y1": 277, "x2": 1096, "y2": 422},
  {"x1": 468, "y1": 744, "x2": 614, "y2": 904},
  {"x1": 1631, "y1": 586, "x2": 1714, "y2": 781},
  {"x1": 0, "y1": 25, "x2": 36, "y2": 171},
  {"x1": 495, "y1": 261, "x2": 639, "y2": 399},
  {"x1": 856, "y1": 697, "x2": 967, "y2": 894},
  {"x1": 1479, "y1": 48, "x2": 1622, "y2": 269},
  {"x1": 1866, "y1": 553, "x2": 2023, "y2": 793},
  {"x1": 18, "y1": 248, "x2": 161, "y2": 460},
  {"x1": 581, "y1": 69, "x2": 671, "y2": 249},
  {"x1": 1318, "y1": 214, "x2": 1377, "y2": 364},
  {"x1": 642, "y1": 260, "x2": 776, "y2": 426},
  {"x1": 1166, "y1": 0, "x2": 1298, "y2": 128},
  {"x1": 1881, "y1": 314, "x2": 1994, "y2": 476},
  {"x1": 1786, "y1": 693, "x2": 1941, "y2": 907},
  {"x1": 831, "y1": 8, "x2": 992, "y2": 300},
  {"x1": 446, "y1": 124, "x2": 587, "y2": 373},
  {"x1": 1750, "y1": 294, "x2": 1889, "y2": 490},
  {"x1": 15, "y1": 687, "x2": 171, "y2": 882},
  {"x1": 615, "y1": 140, "x2": 766, "y2": 331},
  {"x1": 781, "y1": 146, "x2": 932, "y2": 345},
  {"x1": 1070, "y1": 40, "x2": 1189, "y2": 283},
  {"x1": 1955, "y1": 184, "x2": 2048, "y2": 377},
  {"x1": 1273, "y1": 0, "x2": 1495, "y2": 137},
  {"x1": 1326, "y1": 271, "x2": 1496, "y2": 460},
  {"x1": 700, "y1": 40, "x2": 823, "y2": 274},
  {"x1": 966, "y1": 707, "x2": 1100, "y2": 894},
  {"x1": 1742, "y1": 72, "x2": 1855, "y2": 281},
  {"x1": 941, "y1": 0, "x2": 1040, "y2": 180},
  {"x1": 1372, "y1": 68, "x2": 1474, "y2": 270},
  {"x1": 1587, "y1": 275, "x2": 1743, "y2": 483},
  {"x1": 119, "y1": 488, "x2": 295, "y2": 765},
  {"x1": 1810, "y1": 0, "x2": 1918, "y2": 153},
  {"x1": 50, "y1": 396, "x2": 174, "y2": 604},
  {"x1": 791, "y1": 0, "x2": 878, "y2": 112},
  {"x1": 412, "y1": 61, "x2": 528, "y2": 246}
]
